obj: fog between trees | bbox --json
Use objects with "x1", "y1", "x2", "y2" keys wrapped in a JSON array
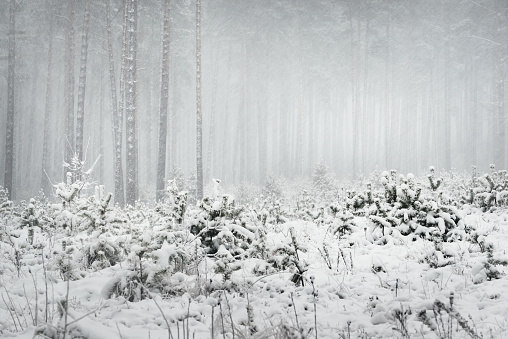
[{"x1": 0, "y1": 0, "x2": 507, "y2": 202}]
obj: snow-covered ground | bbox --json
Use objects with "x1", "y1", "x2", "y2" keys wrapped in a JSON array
[{"x1": 2, "y1": 169, "x2": 508, "y2": 338}]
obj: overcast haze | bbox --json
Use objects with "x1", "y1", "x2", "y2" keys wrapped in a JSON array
[{"x1": 0, "y1": 0, "x2": 507, "y2": 201}]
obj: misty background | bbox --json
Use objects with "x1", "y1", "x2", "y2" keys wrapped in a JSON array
[{"x1": 0, "y1": 0, "x2": 507, "y2": 202}]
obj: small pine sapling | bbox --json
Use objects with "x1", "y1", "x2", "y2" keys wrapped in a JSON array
[{"x1": 428, "y1": 166, "x2": 443, "y2": 192}]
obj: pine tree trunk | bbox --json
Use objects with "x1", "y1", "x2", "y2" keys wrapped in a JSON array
[
  {"x1": 297, "y1": 72, "x2": 304, "y2": 176},
  {"x1": 195, "y1": 0, "x2": 203, "y2": 200},
  {"x1": 471, "y1": 55, "x2": 478, "y2": 165},
  {"x1": 107, "y1": 0, "x2": 125, "y2": 206},
  {"x1": 384, "y1": 17, "x2": 391, "y2": 169},
  {"x1": 206, "y1": 46, "x2": 218, "y2": 182},
  {"x1": 496, "y1": 5, "x2": 506, "y2": 169},
  {"x1": 42, "y1": 10, "x2": 54, "y2": 197},
  {"x1": 443, "y1": 1, "x2": 451, "y2": 170},
  {"x1": 75, "y1": 0, "x2": 91, "y2": 167},
  {"x1": 257, "y1": 84, "x2": 267, "y2": 183},
  {"x1": 64, "y1": 0, "x2": 76, "y2": 178},
  {"x1": 125, "y1": 0, "x2": 138, "y2": 206},
  {"x1": 99, "y1": 76, "x2": 104, "y2": 184},
  {"x1": 4, "y1": 0, "x2": 16, "y2": 199},
  {"x1": 308, "y1": 84, "x2": 314, "y2": 173},
  {"x1": 362, "y1": 15, "x2": 370, "y2": 174},
  {"x1": 156, "y1": 0, "x2": 171, "y2": 202},
  {"x1": 221, "y1": 44, "x2": 232, "y2": 182}
]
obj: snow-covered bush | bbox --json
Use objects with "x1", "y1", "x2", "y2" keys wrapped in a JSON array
[
  {"x1": 155, "y1": 179, "x2": 188, "y2": 227},
  {"x1": 268, "y1": 227, "x2": 308, "y2": 286},
  {"x1": 312, "y1": 161, "x2": 336, "y2": 199},
  {"x1": 367, "y1": 169, "x2": 468, "y2": 244},
  {"x1": 189, "y1": 193, "x2": 256, "y2": 258}
]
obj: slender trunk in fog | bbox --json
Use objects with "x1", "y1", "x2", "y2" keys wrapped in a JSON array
[
  {"x1": 75, "y1": 0, "x2": 91, "y2": 169},
  {"x1": 126, "y1": 0, "x2": 139, "y2": 206},
  {"x1": 107, "y1": 0, "x2": 125, "y2": 206},
  {"x1": 64, "y1": 0, "x2": 76, "y2": 178},
  {"x1": 4, "y1": 0, "x2": 16, "y2": 199},
  {"x1": 206, "y1": 46, "x2": 218, "y2": 182},
  {"x1": 495, "y1": 4, "x2": 506, "y2": 169},
  {"x1": 257, "y1": 81, "x2": 267, "y2": 183},
  {"x1": 443, "y1": 1, "x2": 451, "y2": 170},
  {"x1": 362, "y1": 15, "x2": 370, "y2": 174},
  {"x1": 384, "y1": 17, "x2": 391, "y2": 170},
  {"x1": 196, "y1": 0, "x2": 203, "y2": 200},
  {"x1": 471, "y1": 56, "x2": 478, "y2": 165},
  {"x1": 42, "y1": 11, "x2": 54, "y2": 196},
  {"x1": 156, "y1": 0, "x2": 171, "y2": 201},
  {"x1": 221, "y1": 45, "x2": 232, "y2": 182}
]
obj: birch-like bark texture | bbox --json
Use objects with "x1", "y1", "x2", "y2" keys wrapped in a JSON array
[
  {"x1": 196, "y1": 0, "x2": 203, "y2": 200},
  {"x1": 156, "y1": 0, "x2": 171, "y2": 202},
  {"x1": 64, "y1": 0, "x2": 76, "y2": 178},
  {"x1": 4, "y1": 0, "x2": 16, "y2": 199},
  {"x1": 107, "y1": 0, "x2": 125, "y2": 207},
  {"x1": 126, "y1": 0, "x2": 139, "y2": 206},
  {"x1": 443, "y1": 0, "x2": 451, "y2": 171},
  {"x1": 495, "y1": 0, "x2": 506, "y2": 169},
  {"x1": 75, "y1": 0, "x2": 91, "y2": 168},
  {"x1": 42, "y1": 8, "x2": 54, "y2": 197}
]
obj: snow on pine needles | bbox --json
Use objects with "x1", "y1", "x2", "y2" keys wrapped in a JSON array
[{"x1": 2, "y1": 166, "x2": 508, "y2": 338}]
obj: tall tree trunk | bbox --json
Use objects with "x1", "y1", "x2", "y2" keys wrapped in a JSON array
[
  {"x1": 42, "y1": 9, "x2": 54, "y2": 197},
  {"x1": 221, "y1": 44, "x2": 232, "y2": 181},
  {"x1": 64, "y1": 0, "x2": 76, "y2": 178},
  {"x1": 443, "y1": 1, "x2": 451, "y2": 170},
  {"x1": 362, "y1": 14, "x2": 370, "y2": 174},
  {"x1": 156, "y1": 0, "x2": 171, "y2": 201},
  {"x1": 496, "y1": 4, "x2": 506, "y2": 169},
  {"x1": 206, "y1": 46, "x2": 218, "y2": 182},
  {"x1": 4, "y1": 0, "x2": 16, "y2": 199},
  {"x1": 471, "y1": 55, "x2": 478, "y2": 165},
  {"x1": 75, "y1": 0, "x2": 91, "y2": 168},
  {"x1": 99, "y1": 76, "x2": 104, "y2": 184},
  {"x1": 308, "y1": 84, "x2": 314, "y2": 173},
  {"x1": 125, "y1": 0, "x2": 138, "y2": 206},
  {"x1": 196, "y1": 0, "x2": 203, "y2": 200},
  {"x1": 349, "y1": 6, "x2": 359, "y2": 178},
  {"x1": 297, "y1": 70, "x2": 304, "y2": 176},
  {"x1": 107, "y1": 0, "x2": 125, "y2": 206},
  {"x1": 257, "y1": 82, "x2": 267, "y2": 183},
  {"x1": 384, "y1": 17, "x2": 391, "y2": 169}
]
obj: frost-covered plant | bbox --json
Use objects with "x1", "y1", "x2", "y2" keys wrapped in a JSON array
[
  {"x1": 345, "y1": 183, "x2": 375, "y2": 216},
  {"x1": 155, "y1": 179, "x2": 188, "y2": 227},
  {"x1": 269, "y1": 227, "x2": 308, "y2": 286},
  {"x1": 189, "y1": 193, "x2": 256, "y2": 257},
  {"x1": 312, "y1": 161, "x2": 335, "y2": 199},
  {"x1": 328, "y1": 203, "x2": 357, "y2": 237},
  {"x1": 0, "y1": 186, "x2": 13, "y2": 233},
  {"x1": 295, "y1": 190, "x2": 318, "y2": 221},
  {"x1": 50, "y1": 239, "x2": 83, "y2": 280},
  {"x1": 371, "y1": 170, "x2": 467, "y2": 243},
  {"x1": 213, "y1": 244, "x2": 241, "y2": 286},
  {"x1": 74, "y1": 185, "x2": 114, "y2": 233},
  {"x1": 417, "y1": 293, "x2": 481, "y2": 339},
  {"x1": 257, "y1": 196, "x2": 289, "y2": 225},
  {"x1": 82, "y1": 236, "x2": 121, "y2": 270},
  {"x1": 427, "y1": 166, "x2": 443, "y2": 192},
  {"x1": 262, "y1": 175, "x2": 284, "y2": 199},
  {"x1": 471, "y1": 164, "x2": 508, "y2": 211},
  {"x1": 101, "y1": 270, "x2": 149, "y2": 302},
  {"x1": 469, "y1": 235, "x2": 508, "y2": 283}
]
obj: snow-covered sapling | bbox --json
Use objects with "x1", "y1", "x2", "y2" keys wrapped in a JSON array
[{"x1": 428, "y1": 166, "x2": 442, "y2": 192}]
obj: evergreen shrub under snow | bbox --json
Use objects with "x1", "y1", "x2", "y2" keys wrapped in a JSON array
[{"x1": 2, "y1": 164, "x2": 508, "y2": 338}]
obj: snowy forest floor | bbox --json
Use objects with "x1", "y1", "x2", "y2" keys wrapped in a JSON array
[{"x1": 1, "y1": 166, "x2": 508, "y2": 338}]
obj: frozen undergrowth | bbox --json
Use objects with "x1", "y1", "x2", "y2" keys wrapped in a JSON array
[{"x1": 1, "y1": 166, "x2": 508, "y2": 338}]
